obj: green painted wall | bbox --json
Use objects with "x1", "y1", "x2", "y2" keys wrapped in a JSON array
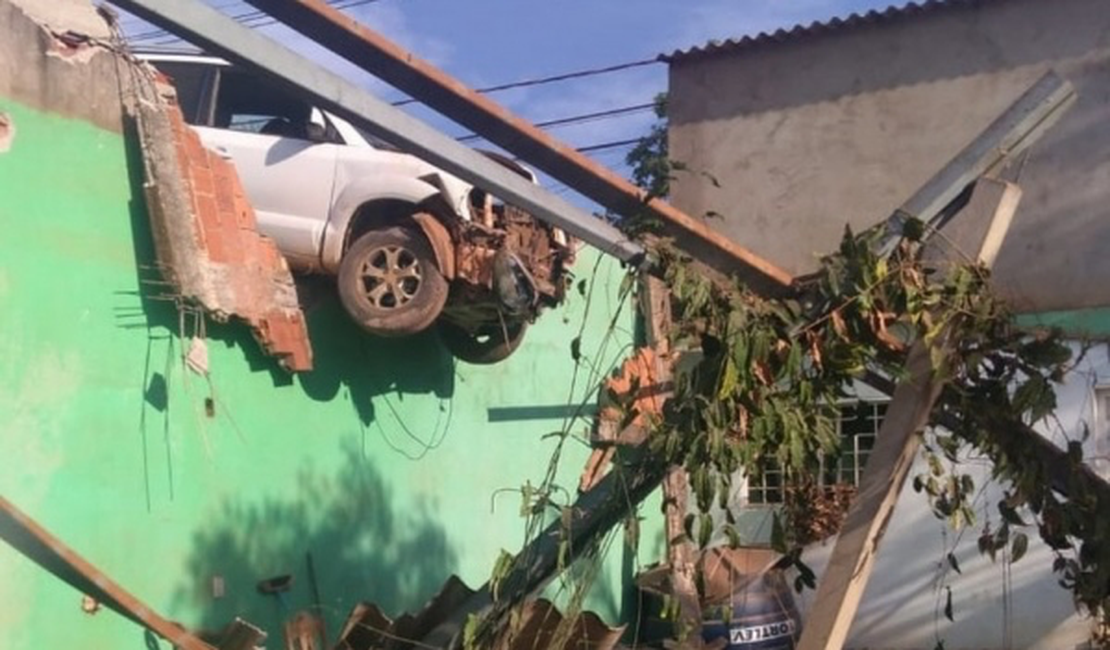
[
  {"x1": 1017, "y1": 308, "x2": 1110, "y2": 338},
  {"x1": 0, "y1": 98, "x2": 661, "y2": 648}
]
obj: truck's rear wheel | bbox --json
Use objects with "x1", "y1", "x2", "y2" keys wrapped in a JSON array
[{"x1": 439, "y1": 319, "x2": 528, "y2": 365}]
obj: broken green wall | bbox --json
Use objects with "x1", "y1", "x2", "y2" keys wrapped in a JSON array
[{"x1": 0, "y1": 95, "x2": 659, "y2": 648}]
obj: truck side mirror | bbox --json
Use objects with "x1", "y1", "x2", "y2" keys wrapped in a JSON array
[{"x1": 305, "y1": 122, "x2": 328, "y2": 143}]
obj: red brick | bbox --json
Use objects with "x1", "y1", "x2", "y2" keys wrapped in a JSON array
[
  {"x1": 159, "y1": 100, "x2": 314, "y2": 372},
  {"x1": 189, "y1": 165, "x2": 215, "y2": 198}
]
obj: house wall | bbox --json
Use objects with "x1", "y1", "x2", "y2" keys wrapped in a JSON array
[
  {"x1": 667, "y1": 1, "x2": 1110, "y2": 647},
  {"x1": 668, "y1": 0, "x2": 1110, "y2": 314},
  {"x1": 0, "y1": 3, "x2": 651, "y2": 648}
]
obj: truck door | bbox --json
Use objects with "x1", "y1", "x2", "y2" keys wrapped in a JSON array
[{"x1": 195, "y1": 66, "x2": 339, "y2": 270}]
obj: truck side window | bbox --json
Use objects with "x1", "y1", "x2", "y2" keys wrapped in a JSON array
[
  {"x1": 214, "y1": 69, "x2": 317, "y2": 140},
  {"x1": 151, "y1": 61, "x2": 210, "y2": 125}
]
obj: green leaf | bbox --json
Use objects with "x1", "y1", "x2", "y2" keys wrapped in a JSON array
[
  {"x1": 462, "y1": 613, "x2": 482, "y2": 650},
  {"x1": 570, "y1": 336, "x2": 582, "y2": 362},
  {"x1": 724, "y1": 524, "x2": 742, "y2": 549},
  {"x1": 1011, "y1": 532, "x2": 1029, "y2": 564},
  {"x1": 959, "y1": 474, "x2": 975, "y2": 497},
  {"x1": 698, "y1": 513, "x2": 713, "y2": 547},
  {"x1": 795, "y1": 560, "x2": 817, "y2": 591},
  {"x1": 998, "y1": 501, "x2": 1026, "y2": 526},
  {"x1": 489, "y1": 549, "x2": 515, "y2": 601},
  {"x1": 719, "y1": 358, "x2": 740, "y2": 400},
  {"x1": 947, "y1": 552, "x2": 962, "y2": 575},
  {"x1": 944, "y1": 586, "x2": 954, "y2": 621},
  {"x1": 902, "y1": 216, "x2": 926, "y2": 241},
  {"x1": 978, "y1": 530, "x2": 993, "y2": 560}
]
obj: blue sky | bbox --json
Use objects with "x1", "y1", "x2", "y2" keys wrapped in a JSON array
[{"x1": 118, "y1": 0, "x2": 900, "y2": 185}]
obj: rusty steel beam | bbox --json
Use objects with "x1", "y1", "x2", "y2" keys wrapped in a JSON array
[
  {"x1": 0, "y1": 496, "x2": 216, "y2": 650},
  {"x1": 234, "y1": 0, "x2": 794, "y2": 294}
]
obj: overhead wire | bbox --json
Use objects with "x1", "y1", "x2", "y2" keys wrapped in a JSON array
[
  {"x1": 125, "y1": 0, "x2": 383, "y2": 44},
  {"x1": 123, "y1": 0, "x2": 663, "y2": 96},
  {"x1": 390, "y1": 57, "x2": 660, "y2": 106},
  {"x1": 576, "y1": 137, "x2": 643, "y2": 154},
  {"x1": 122, "y1": 0, "x2": 662, "y2": 165}
]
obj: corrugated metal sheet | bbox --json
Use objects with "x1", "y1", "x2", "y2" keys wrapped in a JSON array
[
  {"x1": 662, "y1": 0, "x2": 1007, "y2": 63},
  {"x1": 334, "y1": 575, "x2": 625, "y2": 650}
]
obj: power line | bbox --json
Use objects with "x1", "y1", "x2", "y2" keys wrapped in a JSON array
[
  {"x1": 123, "y1": 1, "x2": 663, "y2": 102},
  {"x1": 119, "y1": 1, "x2": 660, "y2": 163},
  {"x1": 390, "y1": 57, "x2": 660, "y2": 106},
  {"x1": 455, "y1": 102, "x2": 655, "y2": 143},
  {"x1": 576, "y1": 138, "x2": 643, "y2": 154},
  {"x1": 126, "y1": 0, "x2": 382, "y2": 44}
]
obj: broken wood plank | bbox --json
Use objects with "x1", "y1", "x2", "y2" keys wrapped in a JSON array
[
  {"x1": 796, "y1": 178, "x2": 1020, "y2": 650},
  {"x1": 875, "y1": 71, "x2": 1074, "y2": 258},
  {"x1": 795, "y1": 341, "x2": 947, "y2": 650},
  {"x1": 920, "y1": 180, "x2": 1022, "y2": 269},
  {"x1": 0, "y1": 496, "x2": 217, "y2": 650}
]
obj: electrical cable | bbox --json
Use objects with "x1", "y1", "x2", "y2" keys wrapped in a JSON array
[
  {"x1": 124, "y1": 1, "x2": 663, "y2": 99},
  {"x1": 455, "y1": 101, "x2": 655, "y2": 143},
  {"x1": 122, "y1": 0, "x2": 662, "y2": 168},
  {"x1": 575, "y1": 137, "x2": 643, "y2": 154},
  {"x1": 126, "y1": 0, "x2": 383, "y2": 43},
  {"x1": 390, "y1": 57, "x2": 660, "y2": 106}
]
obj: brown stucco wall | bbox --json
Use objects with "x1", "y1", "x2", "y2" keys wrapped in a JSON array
[{"x1": 668, "y1": 0, "x2": 1110, "y2": 312}]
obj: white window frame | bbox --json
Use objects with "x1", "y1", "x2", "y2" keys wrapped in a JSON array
[{"x1": 746, "y1": 399, "x2": 889, "y2": 505}]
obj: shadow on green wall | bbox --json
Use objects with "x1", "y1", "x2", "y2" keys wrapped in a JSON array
[
  {"x1": 119, "y1": 119, "x2": 456, "y2": 427},
  {"x1": 171, "y1": 439, "x2": 458, "y2": 643}
]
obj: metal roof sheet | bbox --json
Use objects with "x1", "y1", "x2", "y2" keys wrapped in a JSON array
[{"x1": 662, "y1": 0, "x2": 1003, "y2": 63}]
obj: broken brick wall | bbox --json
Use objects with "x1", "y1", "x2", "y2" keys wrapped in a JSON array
[{"x1": 136, "y1": 74, "x2": 312, "y2": 371}]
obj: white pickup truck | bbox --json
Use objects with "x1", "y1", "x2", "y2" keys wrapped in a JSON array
[{"x1": 144, "y1": 53, "x2": 575, "y2": 364}]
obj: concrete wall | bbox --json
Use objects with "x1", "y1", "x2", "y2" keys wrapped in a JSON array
[
  {"x1": 0, "y1": 3, "x2": 654, "y2": 648},
  {"x1": 668, "y1": 0, "x2": 1110, "y2": 313},
  {"x1": 0, "y1": 0, "x2": 122, "y2": 131},
  {"x1": 668, "y1": 2, "x2": 1110, "y2": 646}
]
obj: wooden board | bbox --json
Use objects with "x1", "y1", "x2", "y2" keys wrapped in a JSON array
[{"x1": 796, "y1": 178, "x2": 1021, "y2": 650}]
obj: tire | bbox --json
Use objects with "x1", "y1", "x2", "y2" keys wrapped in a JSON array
[
  {"x1": 439, "y1": 319, "x2": 528, "y2": 365},
  {"x1": 338, "y1": 225, "x2": 448, "y2": 337}
]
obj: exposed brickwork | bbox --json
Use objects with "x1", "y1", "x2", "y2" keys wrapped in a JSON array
[{"x1": 151, "y1": 77, "x2": 313, "y2": 372}]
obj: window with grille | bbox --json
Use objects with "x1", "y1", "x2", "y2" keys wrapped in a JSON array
[{"x1": 747, "y1": 401, "x2": 889, "y2": 505}]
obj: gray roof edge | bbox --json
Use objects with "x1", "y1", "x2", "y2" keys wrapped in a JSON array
[{"x1": 660, "y1": 0, "x2": 1006, "y2": 64}]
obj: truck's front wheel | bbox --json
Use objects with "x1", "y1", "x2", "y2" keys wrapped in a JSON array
[{"x1": 338, "y1": 225, "x2": 448, "y2": 337}]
